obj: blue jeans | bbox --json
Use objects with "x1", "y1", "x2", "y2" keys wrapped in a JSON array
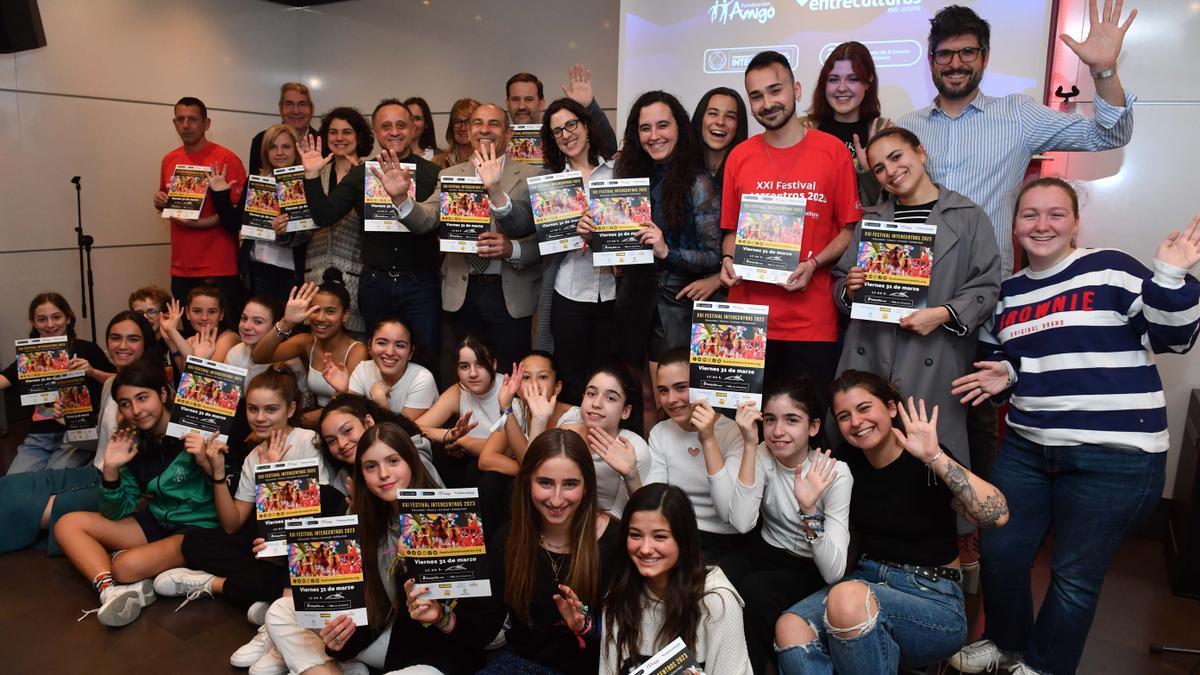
[
  {"x1": 777, "y1": 559, "x2": 966, "y2": 674},
  {"x1": 357, "y1": 268, "x2": 442, "y2": 370},
  {"x1": 980, "y1": 430, "x2": 1164, "y2": 675},
  {"x1": 7, "y1": 431, "x2": 82, "y2": 474}
]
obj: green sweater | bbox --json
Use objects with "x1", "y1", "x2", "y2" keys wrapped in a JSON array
[{"x1": 99, "y1": 433, "x2": 218, "y2": 529}]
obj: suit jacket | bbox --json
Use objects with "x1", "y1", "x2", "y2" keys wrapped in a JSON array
[{"x1": 400, "y1": 159, "x2": 542, "y2": 316}]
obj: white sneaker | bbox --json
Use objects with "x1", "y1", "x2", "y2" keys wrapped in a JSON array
[
  {"x1": 247, "y1": 600, "x2": 270, "y2": 626},
  {"x1": 231, "y1": 625, "x2": 273, "y2": 668},
  {"x1": 79, "y1": 580, "x2": 156, "y2": 628},
  {"x1": 1008, "y1": 663, "x2": 1042, "y2": 674},
  {"x1": 247, "y1": 646, "x2": 288, "y2": 675},
  {"x1": 153, "y1": 567, "x2": 215, "y2": 611},
  {"x1": 948, "y1": 639, "x2": 1022, "y2": 673}
]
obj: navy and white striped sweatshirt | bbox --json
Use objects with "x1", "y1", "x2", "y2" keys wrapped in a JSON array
[{"x1": 982, "y1": 248, "x2": 1200, "y2": 453}]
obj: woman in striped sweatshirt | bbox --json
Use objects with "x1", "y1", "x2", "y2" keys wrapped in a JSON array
[{"x1": 948, "y1": 177, "x2": 1200, "y2": 675}]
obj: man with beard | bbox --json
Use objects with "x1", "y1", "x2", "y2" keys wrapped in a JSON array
[
  {"x1": 718, "y1": 51, "x2": 863, "y2": 390},
  {"x1": 506, "y1": 65, "x2": 619, "y2": 157}
]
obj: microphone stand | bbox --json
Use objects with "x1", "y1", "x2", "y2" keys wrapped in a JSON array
[{"x1": 70, "y1": 176, "x2": 97, "y2": 340}]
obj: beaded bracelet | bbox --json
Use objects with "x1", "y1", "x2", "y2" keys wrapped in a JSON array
[{"x1": 798, "y1": 511, "x2": 826, "y2": 542}]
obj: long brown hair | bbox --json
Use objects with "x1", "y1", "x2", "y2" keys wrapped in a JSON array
[
  {"x1": 807, "y1": 41, "x2": 881, "y2": 123},
  {"x1": 505, "y1": 428, "x2": 601, "y2": 625},
  {"x1": 28, "y1": 292, "x2": 77, "y2": 342},
  {"x1": 352, "y1": 422, "x2": 438, "y2": 628}
]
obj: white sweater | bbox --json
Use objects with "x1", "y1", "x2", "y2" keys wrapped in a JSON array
[
  {"x1": 600, "y1": 567, "x2": 752, "y2": 675},
  {"x1": 645, "y1": 417, "x2": 744, "y2": 534}
]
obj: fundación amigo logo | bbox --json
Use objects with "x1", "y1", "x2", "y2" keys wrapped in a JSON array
[{"x1": 709, "y1": 0, "x2": 777, "y2": 24}]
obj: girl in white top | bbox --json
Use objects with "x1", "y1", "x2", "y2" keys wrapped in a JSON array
[
  {"x1": 717, "y1": 376, "x2": 852, "y2": 673},
  {"x1": 340, "y1": 319, "x2": 437, "y2": 421},
  {"x1": 601, "y1": 483, "x2": 752, "y2": 674},
  {"x1": 578, "y1": 365, "x2": 652, "y2": 519},
  {"x1": 479, "y1": 351, "x2": 583, "y2": 477},
  {"x1": 219, "y1": 296, "x2": 308, "y2": 400}
]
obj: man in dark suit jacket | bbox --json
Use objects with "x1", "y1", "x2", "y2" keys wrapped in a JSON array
[{"x1": 248, "y1": 82, "x2": 323, "y2": 175}]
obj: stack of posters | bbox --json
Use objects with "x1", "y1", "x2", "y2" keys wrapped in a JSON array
[
  {"x1": 240, "y1": 175, "x2": 280, "y2": 241},
  {"x1": 255, "y1": 457, "x2": 322, "y2": 558},
  {"x1": 14, "y1": 336, "x2": 70, "y2": 405},
  {"x1": 57, "y1": 370, "x2": 98, "y2": 442}
]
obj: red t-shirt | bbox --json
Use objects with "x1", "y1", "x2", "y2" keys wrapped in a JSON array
[
  {"x1": 721, "y1": 131, "x2": 863, "y2": 342},
  {"x1": 159, "y1": 142, "x2": 246, "y2": 277}
]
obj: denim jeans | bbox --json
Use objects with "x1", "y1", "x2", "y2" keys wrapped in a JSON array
[
  {"x1": 358, "y1": 268, "x2": 442, "y2": 370},
  {"x1": 980, "y1": 430, "x2": 1165, "y2": 675},
  {"x1": 7, "y1": 431, "x2": 82, "y2": 474},
  {"x1": 777, "y1": 558, "x2": 966, "y2": 674}
]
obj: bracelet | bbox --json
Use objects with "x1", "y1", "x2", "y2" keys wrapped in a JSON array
[
  {"x1": 798, "y1": 511, "x2": 825, "y2": 542},
  {"x1": 499, "y1": 405, "x2": 513, "y2": 416},
  {"x1": 1090, "y1": 66, "x2": 1117, "y2": 80},
  {"x1": 925, "y1": 449, "x2": 944, "y2": 467},
  {"x1": 210, "y1": 474, "x2": 226, "y2": 484},
  {"x1": 442, "y1": 428, "x2": 452, "y2": 445},
  {"x1": 274, "y1": 322, "x2": 293, "y2": 340},
  {"x1": 423, "y1": 599, "x2": 457, "y2": 630},
  {"x1": 805, "y1": 255, "x2": 820, "y2": 270},
  {"x1": 721, "y1": 254, "x2": 733, "y2": 262}
]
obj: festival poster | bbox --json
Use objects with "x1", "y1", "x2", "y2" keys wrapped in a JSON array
[
  {"x1": 397, "y1": 487, "x2": 491, "y2": 599},
  {"x1": 255, "y1": 458, "x2": 323, "y2": 558},
  {"x1": 14, "y1": 336, "x2": 70, "y2": 406},
  {"x1": 688, "y1": 301, "x2": 769, "y2": 410},
  {"x1": 166, "y1": 356, "x2": 247, "y2": 443},
  {"x1": 438, "y1": 175, "x2": 491, "y2": 253},
  {"x1": 588, "y1": 178, "x2": 653, "y2": 266},
  {"x1": 287, "y1": 515, "x2": 368, "y2": 628},
  {"x1": 240, "y1": 174, "x2": 280, "y2": 242},
  {"x1": 162, "y1": 164, "x2": 211, "y2": 220},
  {"x1": 527, "y1": 171, "x2": 587, "y2": 255},
  {"x1": 58, "y1": 370, "x2": 98, "y2": 442},
  {"x1": 850, "y1": 220, "x2": 937, "y2": 324},
  {"x1": 362, "y1": 160, "x2": 414, "y2": 232},
  {"x1": 274, "y1": 165, "x2": 316, "y2": 232},
  {"x1": 732, "y1": 193, "x2": 807, "y2": 284},
  {"x1": 629, "y1": 637, "x2": 704, "y2": 675},
  {"x1": 506, "y1": 124, "x2": 544, "y2": 166}
]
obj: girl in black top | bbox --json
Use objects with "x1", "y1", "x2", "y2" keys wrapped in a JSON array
[
  {"x1": 481, "y1": 428, "x2": 622, "y2": 675},
  {"x1": 774, "y1": 370, "x2": 1008, "y2": 674}
]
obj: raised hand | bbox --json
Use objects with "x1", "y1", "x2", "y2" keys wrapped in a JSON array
[
  {"x1": 282, "y1": 282, "x2": 320, "y2": 329},
  {"x1": 552, "y1": 584, "x2": 588, "y2": 634},
  {"x1": 587, "y1": 426, "x2": 638, "y2": 480},
  {"x1": 191, "y1": 325, "x2": 218, "y2": 361},
  {"x1": 446, "y1": 411, "x2": 478, "y2": 446},
  {"x1": 256, "y1": 428, "x2": 292, "y2": 465},
  {"x1": 1060, "y1": 0, "x2": 1136, "y2": 71},
  {"x1": 300, "y1": 134, "x2": 332, "y2": 178},
  {"x1": 522, "y1": 378, "x2": 557, "y2": 422},
  {"x1": 950, "y1": 361, "x2": 1012, "y2": 407},
  {"x1": 321, "y1": 352, "x2": 350, "y2": 395},
  {"x1": 318, "y1": 614, "x2": 356, "y2": 652},
  {"x1": 892, "y1": 397, "x2": 940, "y2": 464},
  {"x1": 102, "y1": 428, "x2": 139, "y2": 473},
  {"x1": 675, "y1": 273, "x2": 724, "y2": 302},
  {"x1": 376, "y1": 148, "x2": 414, "y2": 201},
  {"x1": 561, "y1": 63, "x2": 596, "y2": 106},
  {"x1": 690, "y1": 400, "x2": 717, "y2": 440},
  {"x1": 1155, "y1": 212, "x2": 1200, "y2": 271},
  {"x1": 638, "y1": 223, "x2": 669, "y2": 260},
  {"x1": 734, "y1": 400, "x2": 761, "y2": 444},
  {"x1": 162, "y1": 298, "x2": 184, "y2": 334},
  {"x1": 208, "y1": 162, "x2": 230, "y2": 192},
  {"x1": 498, "y1": 362, "x2": 525, "y2": 410},
  {"x1": 851, "y1": 117, "x2": 892, "y2": 172},
  {"x1": 404, "y1": 578, "x2": 443, "y2": 624},
  {"x1": 472, "y1": 141, "x2": 504, "y2": 190},
  {"x1": 794, "y1": 448, "x2": 839, "y2": 513}
]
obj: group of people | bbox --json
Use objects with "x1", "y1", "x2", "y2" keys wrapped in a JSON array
[{"x1": 2, "y1": 3, "x2": 1199, "y2": 675}]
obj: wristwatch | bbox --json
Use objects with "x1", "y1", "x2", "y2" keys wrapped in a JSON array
[{"x1": 1090, "y1": 66, "x2": 1117, "y2": 80}]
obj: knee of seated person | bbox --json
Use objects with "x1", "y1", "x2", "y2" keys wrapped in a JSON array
[
  {"x1": 824, "y1": 581, "x2": 877, "y2": 637},
  {"x1": 266, "y1": 594, "x2": 296, "y2": 627},
  {"x1": 775, "y1": 612, "x2": 819, "y2": 648},
  {"x1": 52, "y1": 510, "x2": 87, "y2": 537}
]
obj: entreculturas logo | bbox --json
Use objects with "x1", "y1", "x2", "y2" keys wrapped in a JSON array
[
  {"x1": 709, "y1": 0, "x2": 777, "y2": 24},
  {"x1": 796, "y1": 0, "x2": 921, "y2": 10}
]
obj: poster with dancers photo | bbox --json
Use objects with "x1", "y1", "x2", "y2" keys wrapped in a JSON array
[
  {"x1": 732, "y1": 193, "x2": 807, "y2": 284},
  {"x1": 363, "y1": 160, "x2": 414, "y2": 232},
  {"x1": 688, "y1": 301, "x2": 769, "y2": 410},
  {"x1": 274, "y1": 165, "x2": 316, "y2": 232},
  {"x1": 439, "y1": 175, "x2": 491, "y2": 253},
  {"x1": 255, "y1": 458, "x2": 323, "y2": 558},
  {"x1": 588, "y1": 177, "x2": 653, "y2": 266},
  {"x1": 287, "y1": 515, "x2": 368, "y2": 628},
  {"x1": 57, "y1": 370, "x2": 98, "y2": 442},
  {"x1": 397, "y1": 487, "x2": 491, "y2": 599},
  {"x1": 850, "y1": 220, "x2": 937, "y2": 324},
  {"x1": 166, "y1": 356, "x2": 247, "y2": 443},
  {"x1": 240, "y1": 174, "x2": 280, "y2": 241},
  {"x1": 14, "y1": 336, "x2": 70, "y2": 405},
  {"x1": 162, "y1": 164, "x2": 211, "y2": 220},
  {"x1": 528, "y1": 170, "x2": 587, "y2": 254},
  {"x1": 507, "y1": 124, "x2": 544, "y2": 166},
  {"x1": 629, "y1": 637, "x2": 704, "y2": 675}
]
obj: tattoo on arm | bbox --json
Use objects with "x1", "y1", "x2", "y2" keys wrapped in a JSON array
[{"x1": 943, "y1": 460, "x2": 1009, "y2": 529}]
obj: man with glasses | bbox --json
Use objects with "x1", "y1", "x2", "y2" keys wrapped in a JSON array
[{"x1": 248, "y1": 82, "x2": 324, "y2": 174}]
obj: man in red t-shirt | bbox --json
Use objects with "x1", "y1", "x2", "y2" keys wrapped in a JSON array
[
  {"x1": 718, "y1": 51, "x2": 863, "y2": 389},
  {"x1": 154, "y1": 96, "x2": 247, "y2": 311}
]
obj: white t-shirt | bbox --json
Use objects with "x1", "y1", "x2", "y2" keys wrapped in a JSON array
[
  {"x1": 223, "y1": 343, "x2": 310, "y2": 404},
  {"x1": 234, "y1": 427, "x2": 328, "y2": 502},
  {"x1": 645, "y1": 416, "x2": 744, "y2": 534},
  {"x1": 593, "y1": 429, "x2": 652, "y2": 519},
  {"x1": 348, "y1": 360, "x2": 438, "y2": 415}
]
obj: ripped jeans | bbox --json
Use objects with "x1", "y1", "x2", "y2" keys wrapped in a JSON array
[{"x1": 776, "y1": 558, "x2": 966, "y2": 674}]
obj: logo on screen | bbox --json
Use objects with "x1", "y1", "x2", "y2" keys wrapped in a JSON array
[
  {"x1": 797, "y1": 0, "x2": 922, "y2": 10},
  {"x1": 709, "y1": 0, "x2": 776, "y2": 24}
]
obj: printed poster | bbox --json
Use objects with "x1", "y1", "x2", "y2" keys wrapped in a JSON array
[
  {"x1": 850, "y1": 220, "x2": 936, "y2": 324},
  {"x1": 166, "y1": 356, "x2": 247, "y2": 443},
  {"x1": 274, "y1": 165, "x2": 315, "y2": 231},
  {"x1": 240, "y1": 174, "x2": 279, "y2": 242},
  {"x1": 688, "y1": 301, "x2": 769, "y2": 410},
  {"x1": 629, "y1": 637, "x2": 704, "y2": 675},
  {"x1": 287, "y1": 515, "x2": 367, "y2": 628},
  {"x1": 438, "y1": 175, "x2": 490, "y2": 253},
  {"x1": 588, "y1": 178, "x2": 653, "y2": 266},
  {"x1": 397, "y1": 487, "x2": 491, "y2": 599},
  {"x1": 732, "y1": 193, "x2": 807, "y2": 284},
  {"x1": 363, "y1": 160, "x2": 414, "y2": 232},
  {"x1": 15, "y1": 336, "x2": 70, "y2": 406},
  {"x1": 58, "y1": 369, "x2": 98, "y2": 442},
  {"x1": 507, "y1": 124, "x2": 544, "y2": 166},
  {"x1": 162, "y1": 164, "x2": 211, "y2": 219},
  {"x1": 255, "y1": 458, "x2": 322, "y2": 558},
  {"x1": 527, "y1": 171, "x2": 587, "y2": 255}
]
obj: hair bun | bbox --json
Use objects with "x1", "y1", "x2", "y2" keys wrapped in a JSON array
[{"x1": 322, "y1": 267, "x2": 345, "y2": 286}]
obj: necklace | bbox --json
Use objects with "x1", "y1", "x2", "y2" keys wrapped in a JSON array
[{"x1": 540, "y1": 535, "x2": 570, "y2": 584}]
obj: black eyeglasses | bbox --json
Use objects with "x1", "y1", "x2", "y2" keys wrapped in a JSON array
[
  {"x1": 550, "y1": 118, "x2": 581, "y2": 138},
  {"x1": 135, "y1": 308, "x2": 162, "y2": 317},
  {"x1": 931, "y1": 46, "x2": 985, "y2": 65}
]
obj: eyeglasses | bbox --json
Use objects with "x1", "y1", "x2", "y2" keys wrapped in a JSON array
[
  {"x1": 550, "y1": 118, "x2": 581, "y2": 138},
  {"x1": 451, "y1": 118, "x2": 470, "y2": 128},
  {"x1": 931, "y1": 46, "x2": 985, "y2": 65},
  {"x1": 135, "y1": 308, "x2": 162, "y2": 317}
]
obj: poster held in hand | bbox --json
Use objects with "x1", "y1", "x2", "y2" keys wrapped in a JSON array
[
  {"x1": 363, "y1": 160, "x2": 414, "y2": 232},
  {"x1": 528, "y1": 171, "x2": 587, "y2": 255},
  {"x1": 588, "y1": 178, "x2": 653, "y2": 266},
  {"x1": 255, "y1": 458, "x2": 322, "y2": 558},
  {"x1": 397, "y1": 487, "x2": 491, "y2": 599},
  {"x1": 688, "y1": 301, "x2": 769, "y2": 410},
  {"x1": 240, "y1": 174, "x2": 280, "y2": 241},
  {"x1": 274, "y1": 165, "x2": 316, "y2": 231},
  {"x1": 166, "y1": 356, "x2": 247, "y2": 443},
  {"x1": 58, "y1": 370, "x2": 98, "y2": 442},
  {"x1": 439, "y1": 176, "x2": 491, "y2": 253},
  {"x1": 287, "y1": 515, "x2": 368, "y2": 628},
  {"x1": 14, "y1": 336, "x2": 70, "y2": 405},
  {"x1": 507, "y1": 124, "x2": 544, "y2": 166},
  {"x1": 629, "y1": 637, "x2": 705, "y2": 675},
  {"x1": 162, "y1": 164, "x2": 211, "y2": 219},
  {"x1": 850, "y1": 220, "x2": 936, "y2": 324},
  {"x1": 732, "y1": 193, "x2": 807, "y2": 284}
]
